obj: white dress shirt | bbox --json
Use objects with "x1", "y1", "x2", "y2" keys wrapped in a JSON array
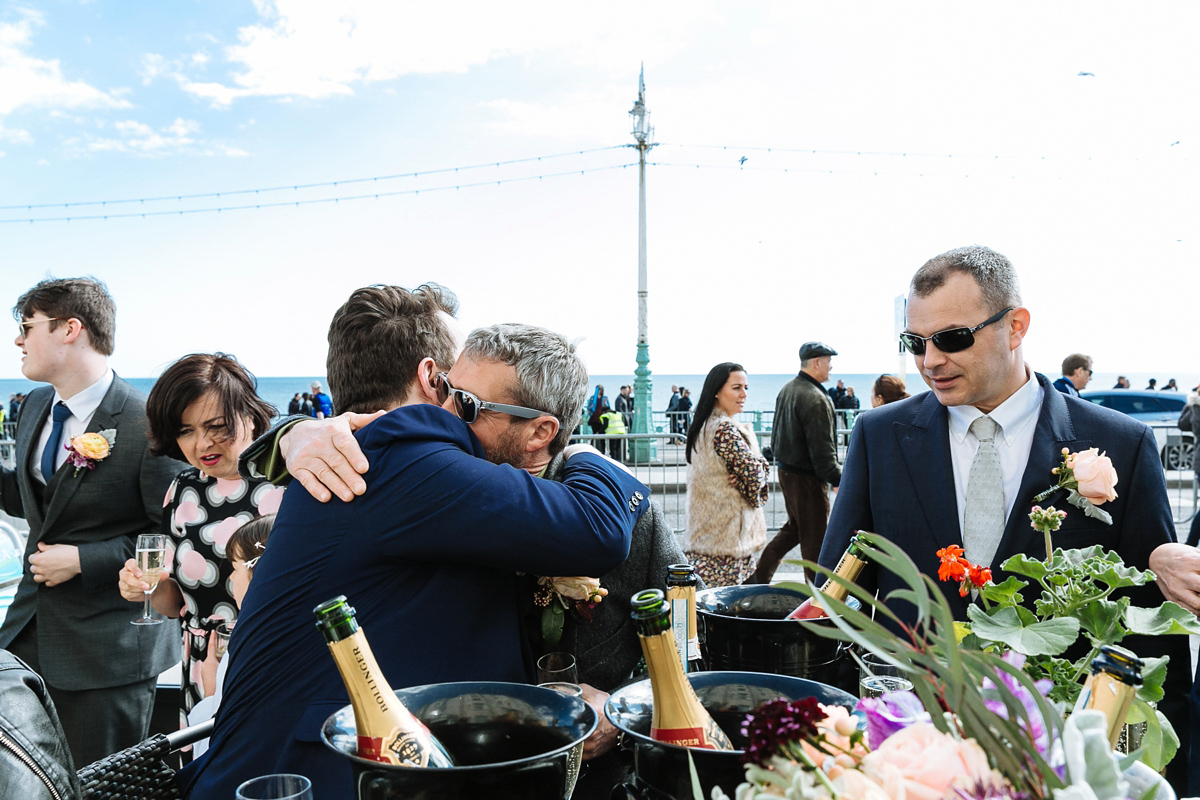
[
  {"x1": 32, "y1": 368, "x2": 115, "y2": 485},
  {"x1": 946, "y1": 369, "x2": 1044, "y2": 534}
]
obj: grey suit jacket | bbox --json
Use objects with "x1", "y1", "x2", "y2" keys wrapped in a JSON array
[{"x1": 0, "y1": 376, "x2": 183, "y2": 690}]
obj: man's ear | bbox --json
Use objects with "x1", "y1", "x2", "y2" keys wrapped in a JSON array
[
  {"x1": 61, "y1": 318, "x2": 86, "y2": 346},
  {"x1": 524, "y1": 416, "x2": 561, "y2": 454},
  {"x1": 414, "y1": 358, "x2": 441, "y2": 405},
  {"x1": 1008, "y1": 307, "x2": 1031, "y2": 349}
]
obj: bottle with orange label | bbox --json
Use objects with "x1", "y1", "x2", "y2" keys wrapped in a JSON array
[
  {"x1": 314, "y1": 595, "x2": 454, "y2": 767},
  {"x1": 787, "y1": 533, "x2": 869, "y2": 620},
  {"x1": 631, "y1": 589, "x2": 733, "y2": 750}
]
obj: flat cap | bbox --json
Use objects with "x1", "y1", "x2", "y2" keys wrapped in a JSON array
[{"x1": 798, "y1": 341, "x2": 838, "y2": 360}]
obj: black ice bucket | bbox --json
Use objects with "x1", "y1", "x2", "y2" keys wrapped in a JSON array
[
  {"x1": 322, "y1": 681, "x2": 596, "y2": 800},
  {"x1": 696, "y1": 585, "x2": 851, "y2": 679},
  {"x1": 605, "y1": 670, "x2": 856, "y2": 800}
]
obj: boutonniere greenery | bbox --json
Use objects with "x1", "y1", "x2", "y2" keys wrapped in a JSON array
[
  {"x1": 1033, "y1": 447, "x2": 1118, "y2": 524},
  {"x1": 534, "y1": 575, "x2": 607, "y2": 647},
  {"x1": 64, "y1": 429, "x2": 116, "y2": 476}
]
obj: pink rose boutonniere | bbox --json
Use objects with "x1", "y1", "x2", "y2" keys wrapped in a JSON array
[
  {"x1": 1033, "y1": 447, "x2": 1117, "y2": 525},
  {"x1": 64, "y1": 429, "x2": 116, "y2": 476},
  {"x1": 534, "y1": 575, "x2": 607, "y2": 648}
]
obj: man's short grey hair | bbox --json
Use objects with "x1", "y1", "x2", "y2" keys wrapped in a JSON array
[
  {"x1": 463, "y1": 323, "x2": 589, "y2": 456},
  {"x1": 910, "y1": 245, "x2": 1022, "y2": 314}
]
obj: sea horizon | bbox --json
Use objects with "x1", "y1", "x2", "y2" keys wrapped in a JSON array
[{"x1": 3, "y1": 369, "x2": 1197, "y2": 418}]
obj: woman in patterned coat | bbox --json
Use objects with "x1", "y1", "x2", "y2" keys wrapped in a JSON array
[
  {"x1": 684, "y1": 363, "x2": 770, "y2": 587},
  {"x1": 117, "y1": 353, "x2": 283, "y2": 723}
]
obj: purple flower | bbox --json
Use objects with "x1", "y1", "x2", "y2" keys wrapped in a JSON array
[
  {"x1": 740, "y1": 696, "x2": 825, "y2": 766},
  {"x1": 980, "y1": 653, "x2": 1054, "y2": 756},
  {"x1": 855, "y1": 690, "x2": 928, "y2": 748}
]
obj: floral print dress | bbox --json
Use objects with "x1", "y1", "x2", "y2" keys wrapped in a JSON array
[{"x1": 162, "y1": 467, "x2": 285, "y2": 720}]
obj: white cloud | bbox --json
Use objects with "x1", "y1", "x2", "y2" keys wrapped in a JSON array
[
  {"x1": 0, "y1": 9, "x2": 130, "y2": 115},
  {"x1": 176, "y1": 0, "x2": 724, "y2": 106},
  {"x1": 0, "y1": 122, "x2": 32, "y2": 143},
  {"x1": 68, "y1": 117, "x2": 247, "y2": 157}
]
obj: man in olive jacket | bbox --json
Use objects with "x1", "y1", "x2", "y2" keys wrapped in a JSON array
[{"x1": 749, "y1": 341, "x2": 842, "y2": 584}]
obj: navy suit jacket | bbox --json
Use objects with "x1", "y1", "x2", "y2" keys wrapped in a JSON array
[
  {"x1": 818, "y1": 372, "x2": 1189, "y2": 781},
  {"x1": 179, "y1": 404, "x2": 649, "y2": 800}
]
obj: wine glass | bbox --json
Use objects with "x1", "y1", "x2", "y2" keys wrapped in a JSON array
[
  {"x1": 131, "y1": 533, "x2": 166, "y2": 626},
  {"x1": 235, "y1": 774, "x2": 313, "y2": 800},
  {"x1": 214, "y1": 621, "x2": 233, "y2": 660},
  {"x1": 536, "y1": 652, "x2": 578, "y2": 684},
  {"x1": 537, "y1": 683, "x2": 584, "y2": 797}
]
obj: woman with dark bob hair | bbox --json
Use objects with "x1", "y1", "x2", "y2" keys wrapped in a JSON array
[
  {"x1": 683, "y1": 362, "x2": 770, "y2": 586},
  {"x1": 117, "y1": 353, "x2": 283, "y2": 724}
]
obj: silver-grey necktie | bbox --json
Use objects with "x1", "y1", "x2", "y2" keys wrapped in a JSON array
[{"x1": 963, "y1": 415, "x2": 1005, "y2": 568}]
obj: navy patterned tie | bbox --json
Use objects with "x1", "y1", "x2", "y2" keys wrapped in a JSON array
[
  {"x1": 40, "y1": 402, "x2": 72, "y2": 482},
  {"x1": 963, "y1": 415, "x2": 1005, "y2": 568}
]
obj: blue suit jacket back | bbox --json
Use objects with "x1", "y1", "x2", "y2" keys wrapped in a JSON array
[{"x1": 179, "y1": 404, "x2": 647, "y2": 799}]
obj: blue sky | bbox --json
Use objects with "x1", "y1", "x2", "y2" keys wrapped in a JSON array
[{"x1": 1, "y1": 2, "x2": 1196, "y2": 383}]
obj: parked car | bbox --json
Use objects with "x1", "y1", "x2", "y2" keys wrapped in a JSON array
[{"x1": 1079, "y1": 390, "x2": 1194, "y2": 470}]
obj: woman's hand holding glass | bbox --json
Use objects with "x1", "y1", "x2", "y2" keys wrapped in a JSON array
[{"x1": 119, "y1": 540, "x2": 184, "y2": 619}]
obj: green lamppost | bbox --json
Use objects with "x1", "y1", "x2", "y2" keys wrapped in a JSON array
[{"x1": 629, "y1": 66, "x2": 657, "y2": 461}]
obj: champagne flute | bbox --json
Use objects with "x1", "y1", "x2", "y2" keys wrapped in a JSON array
[
  {"x1": 235, "y1": 774, "x2": 313, "y2": 800},
  {"x1": 536, "y1": 652, "x2": 578, "y2": 684},
  {"x1": 131, "y1": 533, "x2": 166, "y2": 626},
  {"x1": 538, "y1": 682, "x2": 584, "y2": 798}
]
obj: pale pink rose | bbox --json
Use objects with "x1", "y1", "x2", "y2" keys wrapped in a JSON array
[
  {"x1": 1068, "y1": 448, "x2": 1119, "y2": 505},
  {"x1": 832, "y1": 768, "x2": 892, "y2": 800},
  {"x1": 547, "y1": 576, "x2": 604, "y2": 603},
  {"x1": 860, "y1": 723, "x2": 992, "y2": 800},
  {"x1": 802, "y1": 704, "x2": 868, "y2": 767}
]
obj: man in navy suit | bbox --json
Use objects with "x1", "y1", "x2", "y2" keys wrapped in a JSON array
[
  {"x1": 817, "y1": 245, "x2": 1190, "y2": 786},
  {"x1": 178, "y1": 285, "x2": 648, "y2": 799},
  {"x1": 1052, "y1": 353, "x2": 1092, "y2": 397}
]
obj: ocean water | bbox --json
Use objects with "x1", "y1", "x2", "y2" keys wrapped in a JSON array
[{"x1": 2, "y1": 371, "x2": 1197, "y2": 418}]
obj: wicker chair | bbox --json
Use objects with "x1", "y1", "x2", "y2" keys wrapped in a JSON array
[{"x1": 77, "y1": 719, "x2": 213, "y2": 800}]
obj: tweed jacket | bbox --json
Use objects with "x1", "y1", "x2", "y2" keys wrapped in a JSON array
[
  {"x1": 543, "y1": 452, "x2": 697, "y2": 692},
  {"x1": 685, "y1": 411, "x2": 767, "y2": 559},
  {"x1": 0, "y1": 377, "x2": 182, "y2": 690}
]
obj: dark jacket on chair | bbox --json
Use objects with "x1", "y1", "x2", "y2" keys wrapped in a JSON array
[{"x1": 0, "y1": 650, "x2": 80, "y2": 800}]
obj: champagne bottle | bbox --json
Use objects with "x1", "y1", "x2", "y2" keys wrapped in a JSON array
[
  {"x1": 314, "y1": 596, "x2": 454, "y2": 767},
  {"x1": 665, "y1": 564, "x2": 703, "y2": 673},
  {"x1": 1074, "y1": 645, "x2": 1143, "y2": 748},
  {"x1": 631, "y1": 589, "x2": 733, "y2": 750},
  {"x1": 787, "y1": 532, "x2": 869, "y2": 620}
]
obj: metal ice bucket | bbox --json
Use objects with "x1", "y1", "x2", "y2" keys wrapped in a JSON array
[
  {"x1": 322, "y1": 681, "x2": 596, "y2": 800},
  {"x1": 696, "y1": 585, "x2": 851, "y2": 679},
  {"x1": 605, "y1": 670, "x2": 856, "y2": 800}
]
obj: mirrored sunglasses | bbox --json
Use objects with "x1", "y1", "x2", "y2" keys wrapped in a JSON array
[
  {"x1": 899, "y1": 307, "x2": 1014, "y2": 356},
  {"x1": 436, "y1": 373, "x2": 550, "y2": 424}
]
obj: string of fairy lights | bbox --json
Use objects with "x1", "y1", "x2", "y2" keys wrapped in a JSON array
[{"x1": 0, "y1": 141, "x2": 1149, "y2": 224}]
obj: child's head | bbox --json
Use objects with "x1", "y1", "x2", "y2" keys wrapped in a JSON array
[{"x1": 227, "y1": 514, "x2": 275, "y2": 608}]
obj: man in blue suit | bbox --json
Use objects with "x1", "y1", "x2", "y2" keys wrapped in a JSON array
[
  {"x1": 178, "y1": 285, "x2": 648, "y2": 799},
  {"x1": 1052, "y1": 353, "x2": 1092, "y2": 397},
  {"x1": 818, "y1": 245, "x2": 1190, "y2": 787}
]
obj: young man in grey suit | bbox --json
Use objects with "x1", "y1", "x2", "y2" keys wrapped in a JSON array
[{"x1": 0, "y1": 278, "x2": 182, "y2": 766}]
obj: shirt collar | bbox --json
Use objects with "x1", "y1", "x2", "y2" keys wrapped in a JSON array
[
  {"x1": 54, "y1": 368, "x2": 114, "y2": 420},
  {"x1": 947, "y1": 367, "x2": 1042, "y2": 445}
]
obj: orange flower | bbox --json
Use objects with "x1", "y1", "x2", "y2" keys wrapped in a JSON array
[
  {"x1": 936, "y1": 545, "x2": 968, "y2": 582},
  {"x1": 967, "y1": 564, "x2": 992, "y2": 588}
]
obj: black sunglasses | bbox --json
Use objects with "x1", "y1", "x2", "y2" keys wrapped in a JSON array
[
  {"x1": 899, "y1": 307, "x2": 1015, "y2": 356},
  {"x1": 436, "y1": 373, "x2": 550, "y2": 425}
]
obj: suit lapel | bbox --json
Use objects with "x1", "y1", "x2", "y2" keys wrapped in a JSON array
[
  {"x1": 894, "y1": 393, "x2": 962, "y2": 550},
  {"x1": 18, "y1": 390, "x2": 52, "y2": 480},
  {"x1": 41, "y1": 378, "x2": 128, "y2": 533},
  {"x1": 993, "y1": 374, "x2": 1084, "y2": 566}
]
